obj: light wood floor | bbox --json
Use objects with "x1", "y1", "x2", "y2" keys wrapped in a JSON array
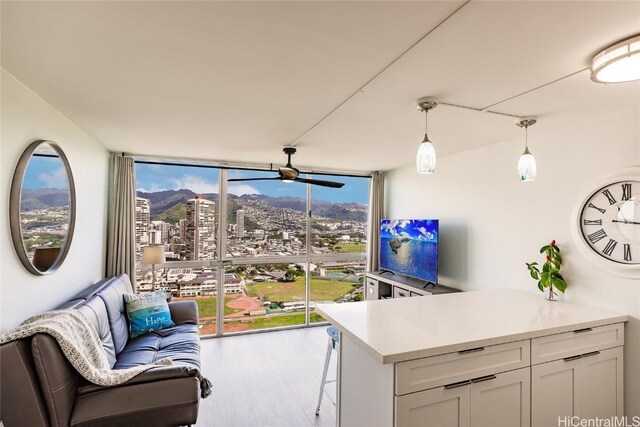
[{"x1": 196, "y1": 326, "x2": 337, "y2": 427}]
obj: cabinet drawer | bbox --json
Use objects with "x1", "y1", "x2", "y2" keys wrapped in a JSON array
[
  {"x1": 531, "y1": 323, "x2": 624, "y2": 365},
  {"x1": 395, "y1": 340, "x2": 530, "y2": 396},
  {"x1": 393, "y1": 286, "x2": 410, "y2": 298}
]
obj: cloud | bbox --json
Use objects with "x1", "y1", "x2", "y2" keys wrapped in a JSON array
[
  {"x1": 228, "y1": 184, "x2": 261, "y2": 196},
  {"x1": 38, "y1": 166, "x2": 68, "y2": 189},
  {"x1": 137, "y1": 183, "x2": 168, "y2": 193},
  {"x1": 137, "y1": 174, "x2": 260, "y2": 196},
  {"x1": 169, "y1": 175, "x2": 219, "y2": 193}
]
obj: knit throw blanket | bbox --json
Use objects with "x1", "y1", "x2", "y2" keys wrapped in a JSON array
[{"x1": 0, "y1": 309, "x2": 173, "y2": 387}]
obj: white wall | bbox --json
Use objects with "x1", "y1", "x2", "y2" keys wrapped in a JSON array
[
  {"x1": 385, "y1": 107, "x2": 640, "y2": 416},
  {"x1": 1, "y1": 69, "x2": 109, "y2": 331}
]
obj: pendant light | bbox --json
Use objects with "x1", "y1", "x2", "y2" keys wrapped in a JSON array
[
  {"x1": 591, "y1": 34, "x2": 640, "y2": 84},
  {"x1": 416, "y1": 97, "x2": 438, "y2": 174},
  {"x1": 516, "y1": 118, "x2": 537, "y2": 182}
]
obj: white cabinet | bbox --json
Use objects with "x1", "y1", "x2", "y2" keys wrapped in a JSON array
[
  {"x1": 396, "y1": 340, "x2": 530, "y2": 395},
  {"x1": 581, "y1": 347, "x2": 624, "y2": 418},
  {"x1": 396, "y1": 383, "x2": 470, "y2": 427},
  {"x1": 395, "y1": 368, "x2": 530, "y2": 427},
  {"x1": 470, "y1": 368, "x2": 530, "y2": 427},
  {"x1": 532, "y1": 346, "x2": 623, "y2": 427},
  {"x1": 531, "y1": 357, "x2": 580, "y2": 427}
]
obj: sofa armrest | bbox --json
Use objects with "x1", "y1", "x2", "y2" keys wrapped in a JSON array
[
  {"x1": 71, "y1": 377, "x2": 199, "y2": 426},
  {"x1": 169, "y1": 300, "x2": 199, "y2": 325},
  {"x1": 77, "y1": 365, "x2": 199, "y2": 395}
]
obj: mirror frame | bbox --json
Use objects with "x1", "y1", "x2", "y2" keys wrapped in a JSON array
[{"x1": 9, "y1": 140, "x2": 77, "y2": 275}]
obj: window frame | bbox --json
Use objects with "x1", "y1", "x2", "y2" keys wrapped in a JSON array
[{"x1": 134, "y1": 158, "x2": 371, "y2": 337}]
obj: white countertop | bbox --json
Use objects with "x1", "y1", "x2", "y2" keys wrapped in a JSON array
[{"x1": 316, "y1": 289, "x2": 628, "y2": 364}]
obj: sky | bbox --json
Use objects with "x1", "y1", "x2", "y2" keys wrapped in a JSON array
[
  {"x1": 135, "y1": 163, "x2": 370, "y2": 204},
  {"x1": 23, "y1": 155, "x2": 69, "y2": 190}
]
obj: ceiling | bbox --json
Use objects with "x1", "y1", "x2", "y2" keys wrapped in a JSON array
[{"x1": 2, "y1": 1, "x2": 639, "y2": 173}]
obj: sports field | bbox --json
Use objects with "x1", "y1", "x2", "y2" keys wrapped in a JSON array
[
  {"x1": 189, "y1": 297, "x2": 245, "y2": 317},
  {"x1": 222, "y1": 312, "x2": 326, "y2": 331},
  {"x1": 245, "y1": 276, "x2": 357, "y2": 302},
  {"x1": 334, "y1": 242, "x2": 365, "y2": 253}
]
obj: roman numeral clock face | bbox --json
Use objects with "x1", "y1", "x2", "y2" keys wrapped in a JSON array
[{"x1": 580, "y1": 180, "x2": 640, "y2": 265}]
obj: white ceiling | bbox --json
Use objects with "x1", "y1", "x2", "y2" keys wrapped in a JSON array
[{"x1": 2, "y1": 1, "x2": 639, "y2": 172}]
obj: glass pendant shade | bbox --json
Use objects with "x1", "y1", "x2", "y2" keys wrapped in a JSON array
[
  {"x1": 518, "y1": 147, "x2": 537, "y2": 182},
  {"x1": 416, "y1": 135, "x2": 436, "y2": 174}
]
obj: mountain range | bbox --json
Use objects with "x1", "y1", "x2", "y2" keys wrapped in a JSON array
[
  {"x1": 21, "y1": 188, "x2": 70, "y2": 211},
  {"x1": 136, "y1": 189, "x2": 367, "y2": 223}
]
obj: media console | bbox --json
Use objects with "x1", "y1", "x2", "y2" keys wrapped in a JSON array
[{"x1": 365, "y1": 271, "x2": 460, "y2": 300}]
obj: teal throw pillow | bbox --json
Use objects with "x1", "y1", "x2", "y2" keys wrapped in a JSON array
[{"x1": 124, "y1": 291, "x2": 175, "y2": 338}]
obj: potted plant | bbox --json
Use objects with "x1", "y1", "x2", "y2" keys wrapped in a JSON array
[{"x1": 526, "y1": 240, "x2": 567, "y2": 300}]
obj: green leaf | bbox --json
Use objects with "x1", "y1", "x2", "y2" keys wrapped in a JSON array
[
  {"x1": 554, "y1": 252, "x2": 563, "y2": 264},
  {"x1": 551, "y1": 276, "x2": 567, "y2": 293},
  {"x1": 542, "y1": 263, "x2": 550, "y2": 273},
  {"x1": 529, "y1": 262, "x2": 539, "y2": 267},
  {"x1": 540, "y1": 272, "x2": 551, "y2": 287},
  {"x1": 540, "y1": 245, "x2": 551, "y2": 254},
  {"x1": 537, "y1": 281, "x2": 544, "y2": 292},
  {"x1": 530, "y1": 270, "x2": 539, "y2": 280},
  {"x1": 553, "y1": 245, "x2": 560, "y2": 253}
]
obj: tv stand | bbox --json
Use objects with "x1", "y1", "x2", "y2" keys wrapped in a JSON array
[{"x1": 365, "y1": 271, "x2": 459, "y2": 300}]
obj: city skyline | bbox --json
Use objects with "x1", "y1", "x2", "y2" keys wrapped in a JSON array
[{"x1": 135, "y1": 163, "x2": 370, "y2": 204}]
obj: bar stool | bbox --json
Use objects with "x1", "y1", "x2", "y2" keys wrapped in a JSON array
[{"x1": 315, "y1": 326, "x2": 339, "y2": 416}]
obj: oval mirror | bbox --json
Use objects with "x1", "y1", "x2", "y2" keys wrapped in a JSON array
[{"x1": 10, "y1": 140, "x2": 76, "y2": 275}]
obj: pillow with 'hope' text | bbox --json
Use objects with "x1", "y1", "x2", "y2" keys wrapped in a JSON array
[{"x1": 124, "y1": 291, "x2": 175, "y2": 338}]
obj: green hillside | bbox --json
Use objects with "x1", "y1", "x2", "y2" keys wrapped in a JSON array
[{"x1": 155, "y1": 203, "x2": 186, "y2": 224}]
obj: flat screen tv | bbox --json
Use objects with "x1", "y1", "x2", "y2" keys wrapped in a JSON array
[{"x1": 379, "y1": 219, "x2": 438, "y2": 284}]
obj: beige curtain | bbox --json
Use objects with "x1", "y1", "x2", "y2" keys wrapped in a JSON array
[
  {"x1": 366, "y1": 171, "x2": 384, "y2": 272},
  {"x1": 106, "y1": 154, "x2": 137, "y2": 290}
]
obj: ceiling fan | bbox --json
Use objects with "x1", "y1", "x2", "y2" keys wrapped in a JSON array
[{"x1": 227, "y1": 147, "x2": 345, "y2": 188}]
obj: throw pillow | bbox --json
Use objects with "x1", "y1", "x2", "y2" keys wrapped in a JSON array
[{"x1": 124, "y1": 291, "x2": 175, "y2": 338}]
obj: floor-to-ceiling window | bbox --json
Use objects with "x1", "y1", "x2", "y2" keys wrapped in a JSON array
[{"x1": 134, "y1": 160, "x2": 370, "y2": 336}]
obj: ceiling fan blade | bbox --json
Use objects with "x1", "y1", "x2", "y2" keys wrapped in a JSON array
[
  {"x1": 295, "y1": 177, "x2": 345, "y2": 188},
  {"x1": 227, "y1": 177, "x2": 281, "y2": 182}
]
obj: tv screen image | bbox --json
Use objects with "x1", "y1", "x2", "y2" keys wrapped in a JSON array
[{"x1": 379, "y1": 219, "x2": 438, "y2": 284}]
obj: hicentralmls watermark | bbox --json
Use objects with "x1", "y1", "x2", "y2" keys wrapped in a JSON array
[{"x1": 558, "y1": 416, "x2": 640, "y2": 427}]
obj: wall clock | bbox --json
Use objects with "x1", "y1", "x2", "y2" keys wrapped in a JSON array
[{"x1": 572, "y1": 167, "x2": 640, "y2": 278}]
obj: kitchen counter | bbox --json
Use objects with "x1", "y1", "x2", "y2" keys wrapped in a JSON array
[{"x1": 316, "y1": 289, "x2": 628, "y2": 364}]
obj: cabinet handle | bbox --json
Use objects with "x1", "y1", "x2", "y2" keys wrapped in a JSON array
[
  {"x1": 458, "y1": 347, "x2": 485, "y2": 354},
  {"x1": 573, "y1": 327, "x2": 593, "y2": 334},
  {"x1": 444, "y1": 380, "x2": 471, "y2": 389},
  {"x1": 471, "y1": 375, "x2": 497, "y2": 383},
  {"x1": 582, "y1": 351, "x2": 601, "y2": 358},
  {"x1": 563, "y1": 354, "x2": 583, "y2": 362}
]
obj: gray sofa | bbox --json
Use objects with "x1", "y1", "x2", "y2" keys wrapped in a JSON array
[{"x1": 1, "y1": 274, "x2": 203, "y2": 427}]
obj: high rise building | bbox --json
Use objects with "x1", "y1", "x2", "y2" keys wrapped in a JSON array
[
  {"x1": 179, "y1": 218, "x2": 187, "y2": 241},
  {"x1": 152, "y1": 220, "x2": 171, "y2": 243},
  {"x1": 184, "y1": 196, "x2": 216, "y2": 260},
  {"x1": 236, "y1": 209, "x2": 245, "y2": 238},
  {"x1": 135, "y1": 197, "x2": 151, "y2": 260}
]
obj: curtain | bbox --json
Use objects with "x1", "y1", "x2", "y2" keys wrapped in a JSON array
[
  {"x1": 105, "y1": 154, "x2": 137, "y2": 290},
  {"x1": 366, "y1": 171, "x2": 384, "y2": 272}
]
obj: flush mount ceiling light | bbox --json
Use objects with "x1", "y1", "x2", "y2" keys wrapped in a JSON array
[
  {"x1": 516, "y1": 118, "x2": 537, "y2": 182},
  {"x1": 591, "y1": 34, "x2": 640, "y2": 83},
  {"x1": 416, "y1": 97, "x2": 438, "y2": 174}
]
